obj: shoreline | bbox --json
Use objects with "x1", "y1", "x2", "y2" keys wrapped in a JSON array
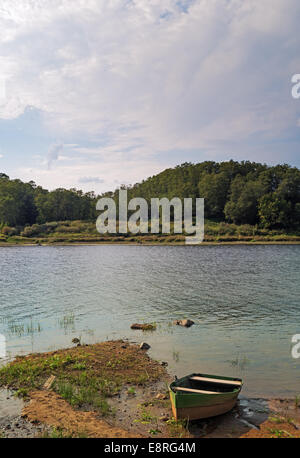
[
  {"x1": 1, "y1": 341, "x2": 300, "y2": 438},
  {"x1": 1, "y1": 240, "x2": 300, "y2": 247}
]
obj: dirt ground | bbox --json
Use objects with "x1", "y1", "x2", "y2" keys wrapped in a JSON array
[
  {"x1": 20, "y1": 391, "x2": 300, "y2": 438},
  {"x1": 22, "y1": 390, "x2": 140, "y2": 438}
]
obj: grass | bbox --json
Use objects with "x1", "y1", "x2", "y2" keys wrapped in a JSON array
[
  {"x1": 58, "y1": 312, "x2": 75, "y2": 332},
  {"x1": 41, "y1": 426, "x2": 88, "y2": 438},
  {"x1": 1, "y1": 219, "x2": 300, "y2": 246},
  {"x1": 7, "y1": 320, "x2": 42, "y2": 337},
  {"x1": 127, "y1": 387, "x2": 136, "y2": 396},
  {"x1": 172, "y1": 350, "x2": 180, "y2": 363},
  {"x1": 54, "y1": 380, "x2": 111, "y2": 416},
  {"x1": 268, "y1": 428, "x2": 294, "y2": 438},
  {"x1": 134, "y1": 406, "x2": 163, "y2": 436},
  {"x1": 269, "y1": 416, "x2": 285, "y2": 424},
  {"x1": 0, "y1": 340, "x2": 165, "y2": 418},
  {"x1": 166, "y1": 417, "x2": 189, "y2": 438}
]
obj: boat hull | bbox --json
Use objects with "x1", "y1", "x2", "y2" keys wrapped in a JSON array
[
  {"x1": 169, "y1": 373, "x2": 242, "y2": 421},
  {"x1": 170, "y1": 395, "x2": 238, "y2": 420}
]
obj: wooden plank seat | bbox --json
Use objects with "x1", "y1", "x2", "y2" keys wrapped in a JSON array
[{"x1": 190, "y1": 376, "x2": 242, "y2": 386}]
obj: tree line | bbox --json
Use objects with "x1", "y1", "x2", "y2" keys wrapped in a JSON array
[
  {"x1": 0, "y1": 173, "x2": 97, "y2": 228},
  {"x1": 0, "y1": 160, "x2": 300, "y2": 231}
]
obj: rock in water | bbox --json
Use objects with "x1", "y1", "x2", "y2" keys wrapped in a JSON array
[
  {"x1": 140, "y1": 342, "x2": 151, "y2": 350},
  {"x1": 131, "y1": 323, "x2": 156, "y2": 331},
  {"x1": 173, "y1": 319, "x2": 194, "y2": 328}
]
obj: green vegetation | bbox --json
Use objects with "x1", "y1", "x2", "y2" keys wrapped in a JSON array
[
  {"x1": 127, "y1": 387, "x2": 136, "y2": 395},
  {"x1": 41, "y1": 426, "x2": 87, "y2": 438},
  {"x1": 0, "y1": 341, "x2": 165, "y2": 417},
  {"x1": 166, "y1": 417, "x2": 189, "y2": 438},
  {"x1": 268, "y1": 428, "x2": 294, "y2": 438},
  {"x1": 0, "y1": 161, "x2": 300, "y2": 244}
]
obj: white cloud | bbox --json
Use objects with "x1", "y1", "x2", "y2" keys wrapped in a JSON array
[
  {"x1": 1, "y1": 0, "x2": 300, "y2": 188},
  {"x1": 46, "y1": 142, "x2": 63, "y2": 168},
  {"x1": 15, "y1": 156, "x2": 168, "y2": 193},
  {"x1": 78, "y1": 176, "x2": 104, "y2": 184}
]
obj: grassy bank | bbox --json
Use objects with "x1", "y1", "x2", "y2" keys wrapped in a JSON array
[
  {"x1": 1, "y1": 341, "x2": 300, "y2": 438},
  {"x1": 0, "y1": 219, "x2": 300, "y2": 246},
  {"x1": 0, "y1": 340, "x2": 165, "y2": 411},
  {"x1": 0, "y1": 340, "x2": 179, "y2": 438}
]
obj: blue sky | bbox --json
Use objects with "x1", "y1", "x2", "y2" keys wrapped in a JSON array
[{"x1": 0, "y1": 0, "x2": 299, "y2": 193}]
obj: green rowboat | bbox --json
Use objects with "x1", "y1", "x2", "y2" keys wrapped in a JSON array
[{"x1": 169, "y1": 373, "x2": 243, "y2": 420}]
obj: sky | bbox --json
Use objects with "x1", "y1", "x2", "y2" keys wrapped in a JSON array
[{"x1": 0, "y1": 0, "x2": 299, "y2": 193}]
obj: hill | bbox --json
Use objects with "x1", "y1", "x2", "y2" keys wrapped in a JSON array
[{"x1": 0, "y1": 160, "x2": 300, "y2": 245}]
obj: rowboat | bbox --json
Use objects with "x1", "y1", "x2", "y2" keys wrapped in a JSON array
[{"x1": 169, "y1": 373, "x2": 243, "y2": 420}]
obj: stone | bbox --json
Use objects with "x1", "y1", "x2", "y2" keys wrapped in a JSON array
[
  {"x1": 173, "y1": 319, "x2": 194, "y2": 328},
  {"x1": 140, "y1": 342, "x2": 151, "y2": 350},
  {"x1": 131, "y1": 323, "x2": 156, "y2": 331}
]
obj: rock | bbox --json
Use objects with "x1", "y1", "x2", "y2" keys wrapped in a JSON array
[
  {"x1": 155, "y1": 393, "x2": 167, "y2": 400},
  {"x1": 173, "y1": 319, "x2": 194, "y2": 328},
  {"x1": 140, "y1": 342, "x2": 151, "y2": 350},
  {"x1": 131, "y1": 323, "x2": 156, "y2": 331},
  {"x1": 161, "y1": 361, "x2": 168, "y2": 367},
  {"x1": 72, "y1": 337, "x2": 80, "y2": 344}
]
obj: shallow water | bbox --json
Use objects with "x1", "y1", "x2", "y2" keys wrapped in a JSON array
[{"x1": 0, "y1": 245, "x2": 299, "y2": 397}]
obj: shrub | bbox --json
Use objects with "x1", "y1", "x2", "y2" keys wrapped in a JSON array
[
  {"x1": 1, "y1": 226, "x2": 18, "y2": 236},
  {"x1": 21, "y1": 224, "x2": 47, "y2": 237}
]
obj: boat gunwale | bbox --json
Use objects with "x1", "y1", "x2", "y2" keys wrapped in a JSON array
[{"x1": 169, "y1": 372, "x2": 243, "y2": 396}]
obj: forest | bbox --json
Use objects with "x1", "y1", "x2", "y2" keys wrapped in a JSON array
[{"x1": 0, "y1": 160, "x2": 300, "y2": 240}]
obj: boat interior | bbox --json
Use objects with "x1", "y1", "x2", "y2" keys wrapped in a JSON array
[{"x1": 172, "y1": 374, "x2": 242, "y2": 394}]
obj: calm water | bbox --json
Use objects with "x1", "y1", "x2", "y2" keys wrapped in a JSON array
[{"x1": 0, "y1": 245, "x2": 299, "y2": 397}]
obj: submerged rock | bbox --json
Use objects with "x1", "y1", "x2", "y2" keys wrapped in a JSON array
[
  {"x1": 173, "y1": 319, "x2": 194, "y2": 328},
  {"x1": 131, "y1": 323, "x2": 156, "y2": 331}
]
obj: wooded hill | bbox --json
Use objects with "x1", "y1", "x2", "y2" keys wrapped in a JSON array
[{"x1": 0, "y1": 160, "x2": 300, "y2": 235}]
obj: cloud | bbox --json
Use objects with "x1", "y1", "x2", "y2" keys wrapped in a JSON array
[
  {"x1": 46, "y1": 142, "x2": 63, "y2": 169},
  {"x1": 78, "y1": 176, "x2": 104, "y2": 184},
  {"x1": 1, "y1": 0, "x2": 300, "y2": 190}
]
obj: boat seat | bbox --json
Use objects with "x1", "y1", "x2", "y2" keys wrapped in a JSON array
[
  {"x1": 173, "y1": 386, "x2": 220, "y2": 395},
  {"x1": 190, "y1": 376, "x2": 242, "y2": 386}
]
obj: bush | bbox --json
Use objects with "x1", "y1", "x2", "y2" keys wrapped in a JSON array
[
  {"x1": 237, "y1": 224, "x2": 256, "y2": 236},
  {"x1": 1, "y1": 226, "x2": 18, "y2": 236},
  {"x1": 21, "y1": 224, "x2": 47, "y2": 237}
]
